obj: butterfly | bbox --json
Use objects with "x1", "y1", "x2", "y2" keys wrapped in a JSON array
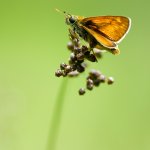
[{"x1": 56, "y1": 9, "x2": 131, "y2": 55}]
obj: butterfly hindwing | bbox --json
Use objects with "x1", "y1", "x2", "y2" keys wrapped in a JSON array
[{"x1": 82, "y1": 25, "x2": 117, "y2": 48}]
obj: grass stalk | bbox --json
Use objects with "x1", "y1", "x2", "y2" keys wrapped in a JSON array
[{"x1": 46, "y1": 78, "x2": 68, "y2": 150}]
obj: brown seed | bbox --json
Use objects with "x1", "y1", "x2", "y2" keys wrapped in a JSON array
[
  {"x1": 100, "y1": 74, "x2": 106, "y2": 83},
  {"x1": 93, "y1": 48, "x2": 103, "y2": 59},
  {"x1": 70, "y1": 53, "x2": 76, "y2": 62},
  {"x1": 89, "y1": 69, "x2": 101, "y2": 78},
  {"x1": 60, "y1": 63, "x2": 67, "y2": 70},
  {"x1": 67, "y1": 41, "x2": 74, "y2": 51},
  {"x1": 76, "y1": 65, "x2": 85, "y2": 73},
  {"x1": 71, "y1": 64, "x2": 77, "y2": 71},
  {"x1": 87, "y1": 83, "x2": 94, "y2": 90},
  {"x1": 84, "y1": 51, "x2": 90, "y2": 56},
  {"x1": 55, "y1": 69, "x2": 63, "y2": 77},
  {"x1": 76, "y1": 59, "x2": 84, "y2": 64},
  {"x1": 74, "y1": 47, "x2": 82, "y2": 54},
  {"x1": 86, "y1": 54, "x2": 97, "y2": 62},
  {"x1": 93, "y1": 78, "x2": 101, "y2": 86},
  {"x1": 86, "y1": 79, "x2": 94, "y2": 90},
  {"x1": 107, "y1": 77, "x2": 114, "y2": 85},
  {"x1": 68, "y1": 71, "x2": 79, "y2": 77},
  {"x1": 65, "y1": 65, "x2": 72, "y2": 73},
  {"x1": 62, "y1": 71, "x2": 68, "y2": 77},
  {"x1": 87, "y1": 78, "x2": 93, "y2": 85},
  {"x1": 68, "y1": 59, "x2": 74, "y2": 65},
  {"x1": 79, "y1": 88, "x2": 86, "y2": 95},
  {"x1": 81, "y1": 45, "x2": 88, "y2": 54},
  {"x1": 76, "y1": 52, "x2": 84, "y2": 60}
]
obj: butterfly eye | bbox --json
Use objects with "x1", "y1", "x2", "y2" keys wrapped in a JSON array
[{"x1": 69, "y1": 17, "x2": 76, "y2": 24}]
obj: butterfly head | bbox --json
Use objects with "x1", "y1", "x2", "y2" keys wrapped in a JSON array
[
  {"x1": 55, "y1": 9, "x2": 77, "y2": 26},
  {"x1": 65, "y1": 15, "x2": 77, "y2": 25}
]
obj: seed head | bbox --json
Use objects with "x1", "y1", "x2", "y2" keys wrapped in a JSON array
[{"x1": 55, "y1": 28, "x2": 115, "y2": 95}]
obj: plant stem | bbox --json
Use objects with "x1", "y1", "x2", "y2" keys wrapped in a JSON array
[{"x1": 46, "y1": 78, "x2": 68, "y2": 150}]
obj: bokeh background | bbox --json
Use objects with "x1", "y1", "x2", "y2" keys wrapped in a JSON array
[{"x1": 0, "y1": 0, "x2": 150, "y2": 150}]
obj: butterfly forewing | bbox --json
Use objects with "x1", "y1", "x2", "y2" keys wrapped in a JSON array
[{"x1": 80, "y1": 16, "x2": 131, "y2": 45}]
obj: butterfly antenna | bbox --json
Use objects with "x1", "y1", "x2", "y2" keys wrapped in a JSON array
[{"x1": 55, "y1": 8, "x2": 71, "y2": 18}]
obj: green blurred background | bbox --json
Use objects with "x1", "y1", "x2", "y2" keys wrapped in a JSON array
[{"x1": 0, "y1": 0, "x2": 150, "y2": 150}]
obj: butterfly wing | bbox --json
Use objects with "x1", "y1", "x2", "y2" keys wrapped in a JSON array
[
  {"x1": 79, "y1": 16, "x2": 131, "y2": 48},
  {"x1": 82, "y1": 25, "x2": 117, "y2": 48}
]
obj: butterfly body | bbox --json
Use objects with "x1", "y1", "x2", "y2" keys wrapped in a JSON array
[{"x1": 65, "y1": 13, "x2": 131, "y2": 55}]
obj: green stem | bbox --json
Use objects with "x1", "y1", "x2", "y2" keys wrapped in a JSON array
[{"x1": 46, "y1": 78, "x2": 68, "y2": 150}]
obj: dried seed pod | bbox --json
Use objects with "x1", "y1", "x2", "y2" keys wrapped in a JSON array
[
  {"x1": 87, "y1": 78, "x2": 93, "y2": 85},
  {"x1": 60, "y1": 63, "x2": 67, "y2": 70},
  {"x1": 100, "y1": 74, "x2": 106, "y2": 83},
  {"x1": 79, "y1": 88, "x2": 86, "y2": 95},
  {"x1": 84, "y1": 51, "x2": 90, "y2": 57},
  {"x1": 62, "y1": 71, "x2": 68, "y2": 77},
  {"x1": 74, "y1": 47, "x2": 82, "y2": 54},
  {"x1": 67, "y1": 41, "x2": 74, "y2": 51},
  {"x1": 55, "y1": 69, "x2": 63, "y2": 77},
  {"x1": 81, "y1": 45, "x2": 88, "y2": 54},
  {"x1": 86, "y1": 79, "x2": 94, "y2": 90},
  {"x1": 88, "y1": 70, "x2": 101, "y2": 81},
  {"x1": 76, "y1": 59, "x2": 84, "y2": 64},
  {"x1": 76, "y1": 52, "x2": 84, "y2": 61},
  {"x1": 68, "y1": 59, "x2": 74, "y2": 65},
  {"x1": 55, "y1": 28, "x2": 115, "y2": 94},
  {"x1": 86, "y1": 54, "x2": 97, "y2": 62},
  {"x1": 93, "y1": 48, "x2": 103, "y2": 59},
  {"x1": 93, "y1": 78, "x2": 101, "y2": 86},
  {"x1": 71, "y1": 64, "x2": 77, "y2": 71},
  {"x1": 65, "y1": 65, "x2": 72, "y2": 73},
  {"x1": 68, "y1": 71, "x2": 79, "y2": 77},
  {"x1": 107, "y1": 77, "x2": 114, "y2": 84},
  {"x1": 89, "y1": 69, "x2": 101, "y2": 78},
  {"x1": 70, "y1": 53, "x2": 76, "y2": 62},
  {"x1": 76, "y1": 64, "x2": 85, "y2": 73},
  {"x1": 86, "y1": 83, "x2": 94, "y2": 90}
]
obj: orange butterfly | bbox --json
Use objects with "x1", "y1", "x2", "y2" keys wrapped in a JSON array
[{"x1": 57, "y1": 9, "x2": 131, "y2": 55}]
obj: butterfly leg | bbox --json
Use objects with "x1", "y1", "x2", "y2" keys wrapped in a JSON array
[
  {"x1": 88, "y1": 39, "x2": 99, "y2": 62},
  {"x1": 110, "y1": 48, "x2": 120, "y2": 55},
  {"x1": 106, "y1": 48, "x2": 120, "y2": 55},
  {"x1": 89, "y1": 47, "x2": 98, "y2": 62},
  {"x1": 68, "y1": 28, "x2": 80, "y2": 42}
]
